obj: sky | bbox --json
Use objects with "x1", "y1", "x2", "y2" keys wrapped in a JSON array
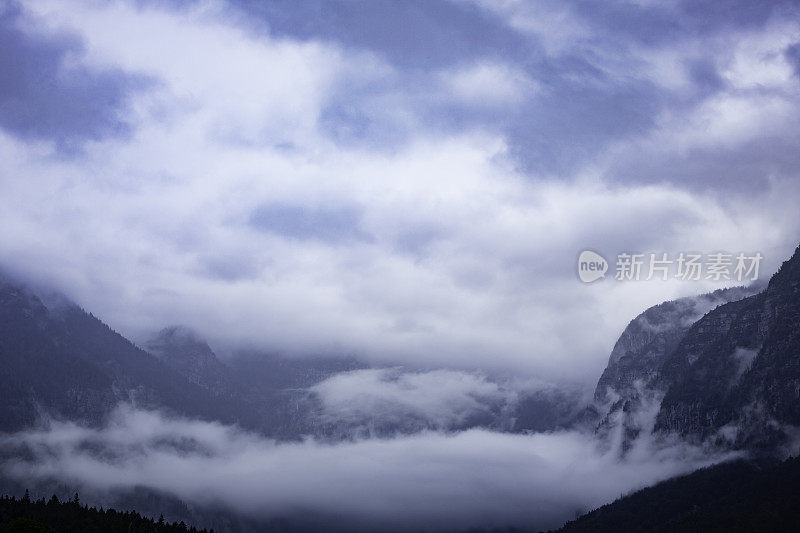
[{"x1": 1, "y1": 0, "x2": 800, "y2": 384}]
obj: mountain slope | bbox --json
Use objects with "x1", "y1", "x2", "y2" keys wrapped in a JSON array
[
  {"x1": 0, "y1": 279, "x2": 237, "y2": 431},
  {"x1": 145, "y1": 325, "x2": 234, "y2": 395},
  {"x1": 593, "y1": 285, "x2": 759, "y2": 407},
  {"x1": 553, "y1": 456, "x2": 800, "y2": 533},
  {"x1": 0, "y1": 493, "x2": 212, "y2": 533},
  {"x1": 0, "y1": 282, "x2": 116, "y2": 431},
  {"x1": 582, "y1": 285, "x2": 759, "y2": 448},
  {"x1": 655, "y1": 244, "x2": 800, "y2": 449}
]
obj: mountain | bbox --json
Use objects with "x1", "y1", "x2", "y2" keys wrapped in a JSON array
[
  {"x1": 593, "y1": 285, "x2": 760, "y2": 408},
  {"x1": 0, "y1": 279, "x2": 261, "y2": 432},
  {"x1": 552, "y1": 456, "x2": 800, "y2": 533},
  {"x1": 145, "y1": 326, "x2": 375, "y2": 439},
  {"x1": 0, "y1": 274, "x2": 374, "y2": 439},
  {"x1": 582, "y1": 243, "x2": 800, "y2": 455},
  {"x1": 226, "y1": 349, "x2": 366, "y2": 391},
  {"x1": 583, "y1": 285, "x2": 761, "y2": 449},
  {"x1": 0, "y1": 281, "x2": 116, "y2": 430},
  {"x1": 655, "y1": 244, "x2": 800, "y2": 450},
  {"x1": 145, "y1": 326, "x2": 234, "y2": 395}
]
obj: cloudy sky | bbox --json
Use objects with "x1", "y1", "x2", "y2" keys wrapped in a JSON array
[{"x1": 1, "y1": 0, "x2": 800, "y2": 384}]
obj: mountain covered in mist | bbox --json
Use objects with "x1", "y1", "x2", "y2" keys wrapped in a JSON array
[
  {"x1": 2, "y1": 244, "x2": 800, "y2": 532},
  {"x1": 0, "y1": 277, "x2": 360, "y2": 439},
  {"x1": 585, "y1": 284, "x2": 761, "y2": 448},
  {"x1": 3, "y1": 245, "x2": 800, "y2": 450},
  {"x1": 0, "y1": 280, "x2": 232, "y2": 431},
  {"x1": 655, "y1": 244, "x2": 800, "y2": 451},
  {"x1": 0, "y1": 274, "x2": 583, "y2": 441},
  {"x1": 585, "y1": 244, "x2": 800, "y2": 456}
]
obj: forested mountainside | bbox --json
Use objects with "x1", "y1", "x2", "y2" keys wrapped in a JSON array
[
  {"x1": 582, "y1": 284, "x2": 761, "y2": 447},
  {"x1": 553, "y1": 456, "x2": 800, "y2": 533},
  {"x1": 0, "y1": 492, "x2": 213, "y2": 533}
]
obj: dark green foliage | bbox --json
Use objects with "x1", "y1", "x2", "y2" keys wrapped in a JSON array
[
  {"x1": 0, "y1": 492, "x2": 212, "y2": 533},
  {"x1": 553, "y1": 456, "x2": 800, "y2": 533}
]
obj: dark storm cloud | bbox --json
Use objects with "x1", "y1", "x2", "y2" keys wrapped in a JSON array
[
  {"x1": 227, "y1": 0, "x2": 800, "y2": 178},
  {"x1": 0, "y1": 2, "x2": 151, "y2": 151},
  {"x1": 138, "y1": 0, "x2": 664, "y2": 174},
  {"x1": 531, "y1": 0, "x2": 799, "y2": 47},
  {"x1": 686, "y1": 58, "x2": 725, "y2": 95},
  {"x1": 504, "y1": 76, "x2": 666, "y2": 175}
]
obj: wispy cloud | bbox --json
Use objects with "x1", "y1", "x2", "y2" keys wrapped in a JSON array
[
  {"x1": 0, "y1": 0, "x2": 798, "y2": 383},
  {"x1": 311, "y1": 368, "x2": 511, "y2": 433},
  {"x1": 0, "y1": 407, "x2": 738, "y2": 531}
]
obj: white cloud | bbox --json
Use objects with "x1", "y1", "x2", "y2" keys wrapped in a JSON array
[
  {"x1": 720, "y1": 21, "x2": 800, "y2": 91},
  {"x1": 311, "y1": 368, "x2": 510, "y2": 430},
  {"x1": 441, "y1": 61, "x2": 538, "y2": 104},
  {"x1": 0, "y1": 407, "x2": 738, "y2": 531},
  {"x1": 466, "y1": 0, "x2": 593, "y2": 56},
  {"x1": 1, "y1": 0, "x2": 799, "y2": 386}
]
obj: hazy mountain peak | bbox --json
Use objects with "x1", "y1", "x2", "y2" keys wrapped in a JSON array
[
  {"x1": 595, "y1": 284, "x2": 763, "y2": 406},
  {"x1": 145, "y1": 325, "x2": 230, "y2": 391},
  {"x1": 147, "y1": 326, "x2": 215, "y2": 360},
  {"x1": 766, "y1": 243, "x2": 800, "y2": 292}
]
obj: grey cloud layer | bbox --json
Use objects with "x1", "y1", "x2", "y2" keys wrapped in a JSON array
[
  {"x1": 0, "y1": 2, "x2": 151, "y2": 150},
  {"x1": 0, "y1": 407, "x2": 737, "y2": 531},
  {"x1": 217, "y1": 0, "x2": 800, "y2": 179},
  {"x1": 0, "y1": 0, "x2": 799, "y2": 383},
  {"x1": 310, "y1": 368, "x2": 511, "y2": 433}
]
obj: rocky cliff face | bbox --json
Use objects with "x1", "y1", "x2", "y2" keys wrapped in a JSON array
[
  {"x1": 145, "y1": 326, "x2": 232, "y2": 394},
  {"x1": 0, "y1": 279, "x2": 241, "y2": 430},
  {"x1": 594, "y1": 285, "x2": 760, "y2": 406},
  {"x1": 586, "y1": 285, "x2": 760, "y2": 449},
  {"x1": 655, "y1": 245, "x2": 800, "y2": 451},
  {"x1": 586, "y1": 243, "x2": 800, "y2": 455}
]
